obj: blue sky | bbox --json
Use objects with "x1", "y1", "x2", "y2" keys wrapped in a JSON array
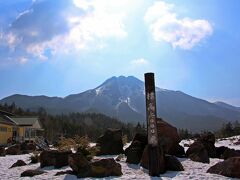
[{"x1": 0, "y1": 0, "x2": 240, "y2": 106}]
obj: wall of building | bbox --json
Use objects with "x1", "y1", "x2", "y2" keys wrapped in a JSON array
[{"x1": 0, "y1": 124, "x2": 12, "y2": 145}]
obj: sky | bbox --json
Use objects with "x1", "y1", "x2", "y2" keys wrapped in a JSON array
[{"x1": 0, "y1": 0, "x2": 240, "y2": 106}]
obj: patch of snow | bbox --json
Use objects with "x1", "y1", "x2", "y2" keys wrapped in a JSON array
[
  {"x1": 1, "y1": 136, "x2": 240, "y2": 179},
  {"x1": 116, "y1": 97, "x2": 139, "y2": 113},
  {"x1": 215, "y1": 135, "x2": 240, "y2": 150},
  {"x1": 95, "y1": 88, "x2": 102, "y2": 95}
]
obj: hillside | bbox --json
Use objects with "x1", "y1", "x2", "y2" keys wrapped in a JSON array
[{"x1": 1, "y1": 76, "x2": 240, "y2": 132}]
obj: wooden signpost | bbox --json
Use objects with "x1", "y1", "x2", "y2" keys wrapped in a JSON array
[{"x1": 144, "y1": 72, "x2": 161, "y2": 176}]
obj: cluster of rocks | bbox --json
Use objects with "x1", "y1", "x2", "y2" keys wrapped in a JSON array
[
  {"x1": 185, "y1": 132, "x2": 240, "y2": 178},
  {"x1": 7, "y1": 123, "x2": 240, "y2": 179},
  {"x1": 125, "y1": 118, "x2": 185, "y2": 173},
  {"x1": 8, "y1": 159, "x2": 46, "y2": 177},
  {"x1": 0, "y1": 142, "x2": 37, "y2": 156},
  {"x1": 38, "y1": 148, "x2": 122, "y2": 178},
  {"x1": 186, "y1": 132, "x2": 240, "y2": 163}
]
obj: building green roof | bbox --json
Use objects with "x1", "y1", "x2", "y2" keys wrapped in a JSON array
[
  {"x1": 11, "y1": 117, "x2": 39, "y2": 126},
  {"x1": 0, "y1": 114, "x2": 15, "y2": 125},
  {"x1": 0, "y1": 110, "x2": 14, "y2": 116}
]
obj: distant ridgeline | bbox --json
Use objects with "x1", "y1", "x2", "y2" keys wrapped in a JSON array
[
  {"x1": 0, "y1": 103, "x2": 144, "y2": 143},
  {"x1": 1, "y1": 76, "x2": 240, "y2": 132}
]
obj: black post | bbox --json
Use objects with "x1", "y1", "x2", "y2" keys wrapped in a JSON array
[{"x1": 144, "y1": 72, "x2": 161, "y2": 176}]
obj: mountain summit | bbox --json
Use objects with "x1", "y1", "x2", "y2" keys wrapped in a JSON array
[{"x1": 1, "y1": 76, "x2": 240, "y2": 132}]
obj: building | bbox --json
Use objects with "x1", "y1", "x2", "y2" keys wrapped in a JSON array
[
  {"x1": 0, "y1": 110, "x2": 43, "y2": 145},
  {"x1": 0, "y1": 111, "x2": 15, "y2": 145}
]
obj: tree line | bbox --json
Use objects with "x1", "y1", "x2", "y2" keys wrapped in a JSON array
[
  {"x1": 179, "y1": 120, "x2": 240, "y2": 140},
  {"x1": 0, "y1": 103, "x2": 146, "y2": 143}
]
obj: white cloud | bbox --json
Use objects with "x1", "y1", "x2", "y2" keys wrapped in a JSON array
[
  {"x1": 144, "y1": 1, "x2": 213, "y2": 50},
  {"x1": 130, "y1": 58, "x2": 149, "y2": 66},
  {"x1": 1, "y1": 0, "x2": 134, "y2": 63},
  {"x1": 19, "y1": 57, "x2": 28, "y2": 64}
]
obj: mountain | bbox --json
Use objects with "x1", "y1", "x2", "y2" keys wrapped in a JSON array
[
  {"x1": 1, "y1": 76, "x2": 240, "y2": 132},
  {"x1": 214, "y1": 101, "x2": 240, "y2": 112}
]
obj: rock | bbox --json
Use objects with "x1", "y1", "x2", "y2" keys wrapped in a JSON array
[
  {"x1": 21, "y1": 169, "x2": 46, "y2": 177},
  {"x1": 55, "y1": 170, "x2": 74, "y2": 176},
  {"x1": 0, "y1": 147, "x2": 6, "y2": 156},
  {"x1": 222, "y1": 148, "x2": 240, "y2": 160},
  {"x1": 207, "y1": 157, "x2": 240, "y2": 178},
  {"x1": 216, "y1": 146, "x2": 229, "y2": 159},
  {"x1": 140, "y1": 145, "x2": 166, "y2": 174},
  {"x1": 88, "y1": 158, "x2": 122, "y2": 178},
  {"x1": 198, "y1": 132, "x2": 215, "y2": 144},
  {"x1": 26, "y1": 143, "x2": 36, "y2": 151},
  {"x1": 10, "y1": 160, "x2": 27, "y2": 168},
  {"x1": 40, "y1": 150, "x2": 72, "y2": 168},
  {"x1": 125, "y1": 140, "x2": 145, "y2": 164},
  {"x1": 198, "y1": 132, "x2": 217, "y2": 158},
  {"x1": 68, "y1": 153, "x2": 90, "y2": 174},
  {"x1": 156, "y1": 118, "x2": 181, "y2": 156},
  {"x1": 186, "y1": 141, "x2": 209, "y2": 163},
  {"x1": 20, "y1": 142, "x2": 36, "y2": 152},
  {"x1": 202, "y1": 142, "x2": 217, "y2": 158},
  {"x1": 171, "y1": 144, "x2": 185, "y2": 158},
  {"x1": 132, "y1": 133, "x2": 147, "y2": 146},
  {"x1": 69, "y1": 155, "x2": 122, "y2": 178},
  {"x1": 165, "y1": 155, "x2": 184, "y2": 171},
  {"x1": 6, "y1": 144, "x2": 21, "y2": 155},
  {"x1": 96, "y1": 129, "x2": 123, "y2": 155}
]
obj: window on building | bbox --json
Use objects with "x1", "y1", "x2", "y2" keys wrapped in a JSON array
[
  {"x1": 0, "y1": 126, "x2": 7, "y2": 132},
  {"x1": 25, "y1": 128, "x2": 30, "y2": 138}
]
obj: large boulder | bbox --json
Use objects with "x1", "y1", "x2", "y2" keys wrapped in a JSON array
[
  {"x1": 68, "y1": 153, "x2": 90, "y2": 175},
  {"x1": 20, "y1": 142, "x2": 35, "y2": 151},
  {"x1": 171, "y1": 144, "x2": 185, "y2": 158},
  {"x1": 132, "y1": 133, "x2": 147, "y2": 145},
  {"x1": 156, "y1": 118, "x2": 183, "y2": 156},
  {"x1": 6, "y1": 144, "x2": 21, "y2": 155},
  {"x1": 216, "y1": 146, "x2": 229, "y2": 159},
  {"x1": 125, "y1": 140, "x2": 145, "y2": 164},
  {"x1": 40, "y1": 150, "x2": 72, "y2": 168},
  {"x1": 89, "y1": 158, "x2": 122, "y2": 178},
  {"x1": 165, "y1": 155, "x2": 184, "y2": 171},
  {"x1": 198, "y1": 132, "x2": 215, "y2": 144},
  {"x1": 21, "y1": 169, "x2": 46, "y2": 177},
  {"x1": 96, "y1": 129, "x2": 123, "y2": 155},
  {"x1": 10, "y1": 160, "x2": 27, "y2": 168},
  {"x1": 207, "y1": 157, "x2": 240, "y2": 178},
  {"x1": 140, "y1": 145, "x2": 166, "y2": 174},
  {"x1": 198, "y1": 132, "x2": 216, "y2": 158},
  {"x1": 69, "y1": 155, "x2": 122, "y2": 178},
  {"x1": 186, "y1": 141, "x2": 209, "y2": 163},
  {"x1": 0, "y1": 147, "x2": 6, "y2": 156},
  {"x1": 125, "y1": 133, "x2": 147, "y2": 164},
  {"x1": 222, "y1": 148, "x2": 240, "y2": 160}
]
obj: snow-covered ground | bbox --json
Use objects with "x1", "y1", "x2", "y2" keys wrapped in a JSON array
[{"x1": 1, "y1": 136, "x2": 240, "y2": 180}]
